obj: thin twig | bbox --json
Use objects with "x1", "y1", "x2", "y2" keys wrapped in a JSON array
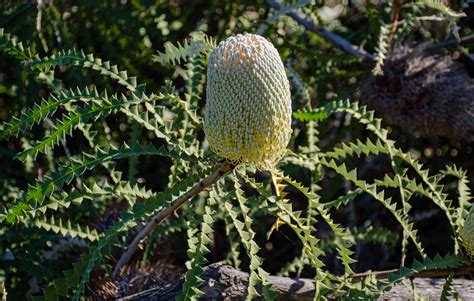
[
  {"x1": 112, "y1": 162, "x2": 235, "y2": 278},
  {"x1": 266, "y1": 0, "x2": 374, "y2": 61},
  {"x1": 350, "y1": 265, "x2": 474, "y2": 281},
  {"x1": 426, "y1": 34, "x2": 474, "y2": 52}
]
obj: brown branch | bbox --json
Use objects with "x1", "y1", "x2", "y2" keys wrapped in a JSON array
[
  {"x1": 120, "y1": 262, "x2": 474, "y2": 300},
  {"x1": 112, "y1": 163, "x2": 235, "y2": 278},
  {"x1": 266, "y1": 0, "x2": 374, "y2": 61},
  {"x1": 387, "y1": 0, "x2": 401, "y2": 44}
]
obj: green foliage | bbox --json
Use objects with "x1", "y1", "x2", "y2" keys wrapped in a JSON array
[
  {"x1": 372, "y1": 24, "x2": 390, "y2": 76},
  {"x1": 320, "y1": 226, "x2": 399, "y2": 252},
  {"x1": 0, "y1": 28, "x2": 34, "y2": 60},
  {"x1": 295, "y1": 99, "x2": 467, "y2": 253},
  {"x1": 420, "y1": 0, "x2": 466, "y2": 18},
  {"x1": 5, "y1": 143, "x2": 190, "y2": 223},
  {"x1": 179, "y1": 205, "x2": 214, "y2": 301},
  {"x1": 345, "y1": 253, "x2": 466, "y2": 299},
  {"x1": 221, "y1": 174, "x2": 277, "y2": 300},
  {"x1": 1, "y1": 88, "x2": 97, "y2": 140},
  {"x1": 384, "y1": 253, "x2": 465, "y2": 289},
  {"x1": 32, "y1": 216, "x2": 100, "y2": 242},
  {"x1": 25, "y1": 49, "x2": 138, "y2": 91},
  {"x1": 275, "y1": 172, "x2": 357, "y2": 274},
  {"x1": 154, "y1": 34, "x2": 216, "y2": 66},
  {"x1": 439, "y1": 274, "x2": 462, "y2": 301},
  {"x1": 1, "y1": 2, "x2": 472, "y2": 300}
]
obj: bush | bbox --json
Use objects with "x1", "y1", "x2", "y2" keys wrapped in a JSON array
[{"x1": 0, "y1": 1, "x2": 472, "y2": 300}]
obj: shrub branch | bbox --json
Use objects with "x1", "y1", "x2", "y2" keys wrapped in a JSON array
[
  {"x1": 266, "y1": 0, "x2": 374, "y2": 61},
  {"x1": 112, "y1": 162, "x2": 234, "y2": 278}
]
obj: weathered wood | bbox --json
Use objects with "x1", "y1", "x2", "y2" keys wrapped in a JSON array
[
  {"x1": 120, "y1": 262, "x2": 474, "y2": 300},
  {"x1": 119, "y1": 262, "x2": 314, "y2": 301},
  {"x1": 383, "y1": 278, "x2": 474, "y2": 300}
]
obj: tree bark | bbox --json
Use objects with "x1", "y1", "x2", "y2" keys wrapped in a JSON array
[{"x1": 119, "y1": 262, "x2": 474, "y2": 300}]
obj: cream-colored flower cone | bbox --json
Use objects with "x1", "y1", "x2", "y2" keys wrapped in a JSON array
[
  {"x1": 461, "y1": 205, "x2": 474, "y2": 260},
  {"x1": 204, "y1": 33, "x2": 292, "y2": 169}
]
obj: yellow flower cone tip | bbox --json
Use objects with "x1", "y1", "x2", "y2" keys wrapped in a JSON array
[
  {"x1": 204, "y1": 33, "x2": 292, "y2": 169},
  {"x1": 461, "y1": 205, "x2": 474, "y2": 260}
]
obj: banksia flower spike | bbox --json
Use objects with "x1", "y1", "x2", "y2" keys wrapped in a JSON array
[
  {"x1": 204, "y1": 33, "x2": 292, "y2": 170},
  {"x1": 461, "y1": 205, "x2": 474, "y2": 260}
]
